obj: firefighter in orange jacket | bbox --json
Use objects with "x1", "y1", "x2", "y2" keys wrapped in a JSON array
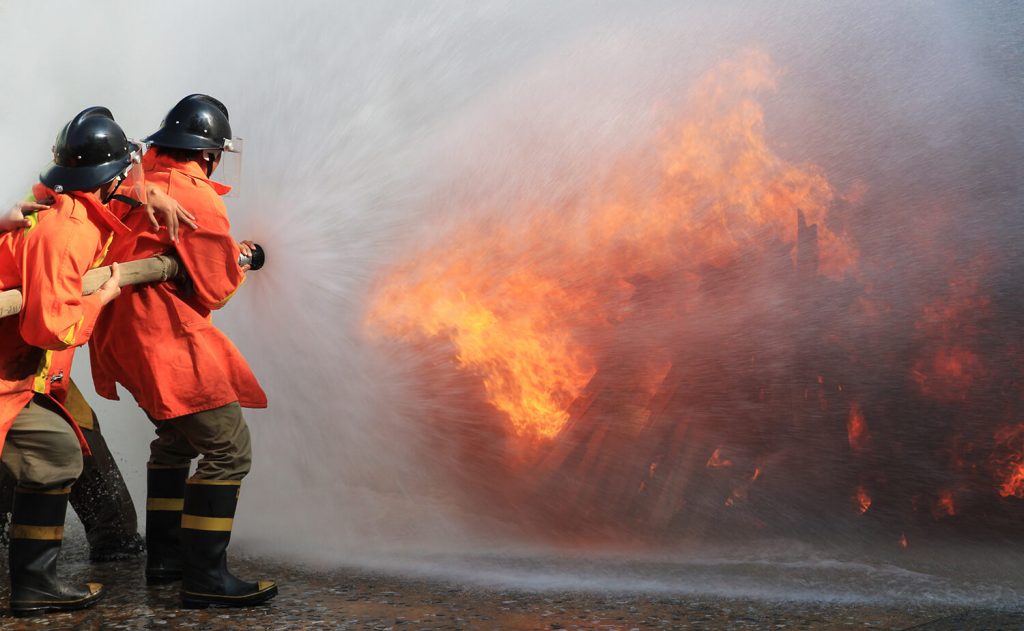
[
  {"x1": 0, "y1": 107, "x2": 141, "y2": 615},
  {"x1": 89, "y1": 94, "x2": 276, "y2": 609},
  {"x1": 0, "y1": 173, "x2": 194, "y2": 567}
]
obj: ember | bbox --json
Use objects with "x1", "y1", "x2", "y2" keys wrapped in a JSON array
[
  {"x1": 855, "y1": 486, "x2": 872, "y2": 514},
  {"x1": 847, "y1": 403, "x2": 870, "y2": 452},
  {"x1": 706, "y1": 449, "x2": 734, "y2": 469}
]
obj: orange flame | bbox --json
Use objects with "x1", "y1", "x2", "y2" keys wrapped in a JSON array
[
  {"x1": 725, "y1": 486, "x2": 746, "y2": 507},
  {"x1": 932, "y1": 490, "x2": 957, "y2": 518},
  {"x1": 847, "y1": 403, "x2": 870, "y2": 452},
  {"x1": 706, "y1": 448, "x2": 734, "y2": 469},
  {"x1": 367, "y1": 50, "x2": 855, "y2": 442},
  {"x1": 911, "y1": 260, "x2": 991, "y2": 403},
  {"x1": 994, "y1": 424, "x2": 1024, "y2": 498},
  {"x1": 1001, "y1": 464, "x2": 1024, "y2": 498},
  {"x1": 855, "y1": 485, "x2": 872, "y2": 514},
  {"x1": 899, "y1": 533, "x2": 909, "y2": 549}
]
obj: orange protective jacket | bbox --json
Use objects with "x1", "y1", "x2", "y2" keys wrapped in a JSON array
[
  {"x1": 0, "y1": 184, "x2": 130, "y2": 454},
  {"x1": 89, "y1": 153, "x2": 267, "y2": 420}
]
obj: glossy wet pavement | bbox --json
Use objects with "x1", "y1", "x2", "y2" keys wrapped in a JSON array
[{"x1": 0, "y1": 545, "x2": 1019, "y2": 630}]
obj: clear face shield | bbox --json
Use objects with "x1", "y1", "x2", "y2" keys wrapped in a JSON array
[
  {"x1": 104, "y1": 141, "x2": 148, "y2": 213},
  {"x1": 203, "y1": 136, "x2": 243, "y2": 196}
]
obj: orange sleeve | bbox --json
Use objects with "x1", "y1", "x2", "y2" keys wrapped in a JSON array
[
  {"x1": 18, "y1": 216, "x2": 105, "y2": 350},
  {"x1": 174, "y1": 193, "x2": 245, "y2": 311}
]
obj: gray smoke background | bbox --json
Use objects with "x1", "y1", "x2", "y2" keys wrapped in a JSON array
[{"x1": 0, "y1": 0, "x2": 1022, "y2": 603}]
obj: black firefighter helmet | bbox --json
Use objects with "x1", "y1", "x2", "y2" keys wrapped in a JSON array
[
  {"x1": 40, "y1": 107, "x2": 135, "y2": 193},
  {"x1": 145, "y1": 94, "x2": 231, "y2": 151}
]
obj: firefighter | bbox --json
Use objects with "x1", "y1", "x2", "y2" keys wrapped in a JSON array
[
  {"x1": 89, "y1": 94, "x2": 276, "y2": 609},
  {"x1": 0, "y1": 164, "x2": 194, "y2": 566},
  {"x1": 1, "y1": 205, "x2": 143, "y2": 564},
  {"x1": 0, "y1": 106, "x2": 141, "y2": 615}
]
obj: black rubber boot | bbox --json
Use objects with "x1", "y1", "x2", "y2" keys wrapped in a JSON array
[
  {"x1": 89, "y1": 532, "x2": 145, "y2": 563},
  {"x1": 73, "y1": 422, "x2": 145, "y2": 562},
  {"x1": 8, "y1": 488, "x2": 104, "y2": 617},
  {"x1": 0, "y1": 471, "x2": 15, "y2": 549},
  {"x1": 145, "y1": 465, "x2": 190, "y2": 584},
  {"x1": 180, "y1": 481, "x2": 277, "y2": 609}
]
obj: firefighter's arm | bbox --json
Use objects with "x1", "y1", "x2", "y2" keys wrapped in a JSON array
[
  {"x1": 142, "y1": 185, "x2": 197, "y2": 242},
  {"x1": 0, "y1": 201, "x2": 48, "y2": 232},
  {"x1": 19, "y1": 221, "x2": 120, "y2": 350},
  {"x1": 175, "y1": 196, "x2": 245, "y2": 310}
]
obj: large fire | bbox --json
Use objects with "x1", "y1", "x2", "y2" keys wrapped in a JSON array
[
  {"x1": 366, "y1": 50, "x2": 1024, "y2": 541},
  {"x1": 368, "y1": 49, "x2": 854, "y2": 441}
]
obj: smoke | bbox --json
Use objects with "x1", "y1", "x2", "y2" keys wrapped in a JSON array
[{"x1": 1, "y1": 0, "x2": 1022, "y2": 602}]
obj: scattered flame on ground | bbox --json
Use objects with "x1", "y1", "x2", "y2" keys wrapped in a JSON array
[
  {"x1": 847, "y1": 403, "x2": 870, "y2": 452},
  {"x1": 706, "y1": 448, "x2": 734, "y2": 469},
  {"x1": 994, "y1": 424, "x2": 1024, "y2": 498},
  {"x1": 1001, "y1": 464, "x2": 1024, "y2": 498},
  {"x1": 899, "y1": 533, "x2": 909, "y2": 549},
  {"x1": 933, "y1": 490, "x2": 957, "y2": 518},
  {"x1": 725, "y1": 486, "x2": 746, "y2": 507},
  {"x1": 855, "y1": 485, "x2": 872, "y2": 514}
]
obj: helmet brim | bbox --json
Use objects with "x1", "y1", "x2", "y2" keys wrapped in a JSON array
[
  {"x1": 40, "y1": 156, "x2": 131, "y2": 193},
  {"x1": 144, "y1": 127, "x2": 223, "y2": 151}
]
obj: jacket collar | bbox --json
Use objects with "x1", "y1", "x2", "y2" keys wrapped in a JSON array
[
  {"x1": 144, "y1": 152, "x2": 232, "y2": 196},
  {"x1": 31, "y1": 183, "x2": 131, "y2": 236}
]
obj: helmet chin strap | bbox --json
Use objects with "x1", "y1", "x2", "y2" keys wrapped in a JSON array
[
  {"x1": 201, "y1": 150, "x2": 219, "y2": 177},
  {"x1": 101, "y1": 173, "x2": 142, "y2": 209},
  {"x1": 109, "y1": 193, "x2": 142, "y2": 209},
  {"x1": 101, "y1": 174, "x2": 126, "y2": 204}
]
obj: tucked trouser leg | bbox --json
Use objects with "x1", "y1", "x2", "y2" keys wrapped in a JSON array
[
  {"x1": 2, "y1": 397, "x2": 83, "y2": 492},
  {"x1": 154, "y1": 403, "x2": 274, "y2": 607},
  {"x1": 69, "y1": 415, "x2": 144, "y2": 561},
  {"x1": 1, "y1": 397, "x2": 103, "y2": 616},
  {"x1": 167, "y1": 403, "x2": 252, "y2": 482}
]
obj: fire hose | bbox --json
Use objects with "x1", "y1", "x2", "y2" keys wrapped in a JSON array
[{"x1": 0, "y1": 244, "x2": 264, "y2": 320}]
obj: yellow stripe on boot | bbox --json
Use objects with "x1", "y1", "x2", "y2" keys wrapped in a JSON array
[
  {"x1": 11, "y1": 525, "x2": 64, "y2": 540},
  {"x1": 180, "y1": 515, "x2": 234, "y2": 532},
  {"x1": 146, "y1": 498, "x2": 185, "y2": 511}
]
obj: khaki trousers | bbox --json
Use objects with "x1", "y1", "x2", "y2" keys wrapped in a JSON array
[
  {"x1": 1, "y1": 395, "x2": 83, "y2": 492},
  {"x1": 148, "y1": 402, "x2": 252, "y2": 481}
]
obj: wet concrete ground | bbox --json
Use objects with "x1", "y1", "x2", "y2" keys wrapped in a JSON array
[{"x1": 0, "y1": 544, "x2": 1020, "y2": 630}]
